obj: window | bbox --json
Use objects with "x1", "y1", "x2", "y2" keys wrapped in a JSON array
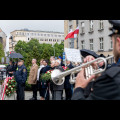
[
  {"x1": 99, "y1": 20, "x2": 104, "y2": 30},
  {"x1": 58, "y1": 35, "x2": 61, "y2": 37},
  {"x1": 22, "y1": 32, "x2": 24, "y2": 35},
  {"x1": 89, "y1": 39, "x2": 94, "y2": 51},
  {"x1": 89, "y1": 20, "x2": 93, "y2": 32},
  {"x1": 69, "y1": 40, "x2": 74, "y2": 48},
  {"x1": 81, "y1": 40, "x2": 85, "y2": 49},
  {"x1": 99, "y1": 37, "x2": 104, "y2": 50},
  {"x1": 69, "y1": 25, "x2": 73, "y2": 32},
  {"x1": 81, "y1": 22, "x2": 85, "y2": 33}
]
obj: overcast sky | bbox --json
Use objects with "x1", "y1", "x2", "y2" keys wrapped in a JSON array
[{"x1": 0, "y1": 20, "x2": 64, "y2": 52}]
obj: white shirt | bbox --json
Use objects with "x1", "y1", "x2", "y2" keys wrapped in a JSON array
[{"x1": 37, "y1": 65, "x2": 44, "y2": 81}]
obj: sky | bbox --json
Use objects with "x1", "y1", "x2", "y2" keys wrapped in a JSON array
[{"x1": 0, "y1": 20, "x2": 64, "y2": 52}]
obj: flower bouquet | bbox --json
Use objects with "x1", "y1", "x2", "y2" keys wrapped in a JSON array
[
  {"x1": 5, "y1": 77, "x2": 16, "y2": 97},
  {"x1": 62, "y1": 66, "x2": 69, "y2": 71},
  {"x1": 40, "y1": 70, "x2": 53, "y2": 82}
]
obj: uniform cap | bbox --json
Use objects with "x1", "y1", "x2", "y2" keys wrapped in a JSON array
[{"x1": 109, "y1": 20, "x2": 120, "y2": 36}]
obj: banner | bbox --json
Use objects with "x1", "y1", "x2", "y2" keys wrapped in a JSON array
[{"x1": 65, "y1": 48, "x2": 82, "y2": 63}]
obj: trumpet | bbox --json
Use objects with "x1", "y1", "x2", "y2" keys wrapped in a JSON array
[{"x1": 51, "y1": 56, "x2": 114, "y2": 85}]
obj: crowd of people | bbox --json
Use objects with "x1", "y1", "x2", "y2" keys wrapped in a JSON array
[
  {"x1": 6, "y1": 56, "x2": 84, "y2": 100},
  {"x1": 5, "y1": 20, "x2": 120, "y2": 100}
]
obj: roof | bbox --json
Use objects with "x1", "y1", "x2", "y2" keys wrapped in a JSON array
[{"x1": 11, "y1": 29, "x2": 64, "y2": 34}]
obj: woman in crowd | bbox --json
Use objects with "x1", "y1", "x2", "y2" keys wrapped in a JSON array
[
  {"x1": 6, "y1": 61, "x2": 14, "y2": 77},
  {"x1": 52, "y1": 59, "x2": 64, "y2": 100},
  {"x1": 39, "y1": 59, "x2": 50, "y2": 100}
]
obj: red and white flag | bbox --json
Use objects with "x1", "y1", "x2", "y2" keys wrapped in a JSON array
[{"x1": 65, "y1": 26, "x2": 79, "y2": 40}]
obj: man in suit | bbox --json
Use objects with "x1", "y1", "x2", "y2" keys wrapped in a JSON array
[
  {"x1": 72, "y1": 20, "x2": 120, "y2": 100},
  {"x1": 64, "y1": 60, "x2": 74, "y2": 100},
  {"x1": 39, "y1": 59, "x2": 50, "y2": 100},
  {"x1": 28, "y1": 59, "x2": 38, "y2": 100}
]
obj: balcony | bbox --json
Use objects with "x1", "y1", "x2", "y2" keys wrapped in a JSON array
[
  {"x1": 98, "y1": 28, "x2": 104, "y2": 32},
  {"x1": 88, "y1": 29, "x2": 94, "y2": 34},
  {"x1": 98, "y1": 49, "x2": 104, "y2": 52},
  {"x1": 80, "y1": 32, "x2": 85, "y2": 35}
]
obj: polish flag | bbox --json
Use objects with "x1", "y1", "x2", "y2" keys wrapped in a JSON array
[{"x1": 65, "y1": 26, "x2": 79, "y2": 40}]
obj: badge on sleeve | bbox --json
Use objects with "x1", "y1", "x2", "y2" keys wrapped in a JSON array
[{"x1": 23, "y1": 69, "x2": 26, "y2": 72}]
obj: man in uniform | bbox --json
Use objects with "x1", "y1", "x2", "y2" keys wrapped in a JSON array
[
  {"x1": 14, "y1": 59, "x2": 27, "y2": 100},
  {"x1": 72, "y1": 20, "x2": 120, "y2": 100}
]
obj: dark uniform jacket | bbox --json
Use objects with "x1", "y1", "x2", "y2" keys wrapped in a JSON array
[
  {"x1": 14, "y1": 65, "x2": 27, "y2": 84},
  {"x1": 52, "y1": 65, "x2": 64, "y2": 91},
  {"x1": 39, "y1": 65, "x2": 50, "y2": 89},
  {"x1": 64, "y1": 63, "x2": 74, "y2": 89},
  {"x1": 71, "y1": 59, "x2": 120, "y2": 100}
]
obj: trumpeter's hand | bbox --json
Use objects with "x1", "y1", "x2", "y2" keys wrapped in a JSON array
[
  {"x1": 84, "y1": 55, "x2": 104, "y2": 69},
  {"x1": 75, "y1": 68, "x2": 95, "y2": 89}
]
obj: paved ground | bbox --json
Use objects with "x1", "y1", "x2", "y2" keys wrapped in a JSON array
[
  {"x1": 4, "y1": 91, "x2": 66, "y2": 100},
  {"x1": 1, "y1": 86, "x2": 65, "y2": 100},
  {"x1": 0, "y1": 84, "x2": 66, "y2": 100}
]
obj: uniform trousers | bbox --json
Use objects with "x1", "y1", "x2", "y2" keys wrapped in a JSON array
[{"x1": 16, "y1": 83, "x2": 25, "y2": 100}]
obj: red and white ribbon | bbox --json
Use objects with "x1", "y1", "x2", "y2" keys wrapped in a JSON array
[{"x1": 1, "y1": 77, "x2": 14, "y2": 100}]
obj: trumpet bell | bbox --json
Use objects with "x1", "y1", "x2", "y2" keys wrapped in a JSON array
[{"x1": 51, "y1": 69, "x2": 65, "y2": 85}]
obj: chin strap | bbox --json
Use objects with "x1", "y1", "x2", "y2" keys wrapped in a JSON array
[{"x1": 117, "y1": 37, "x2": 120, "y2": 50}]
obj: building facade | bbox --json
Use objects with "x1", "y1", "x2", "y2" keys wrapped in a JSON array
[
  {"x1": 64, "y1": 20, "x2": 78, "y2": 49},
  {"x1": 0, "y1": 28, "x2": 7, "y2": 52},
  {"x1": 64, "y1": 20, "x2": 113, "y2": 56},
  {"x1": 9, "y1": 29, "x2": 64, "y2": 52}
]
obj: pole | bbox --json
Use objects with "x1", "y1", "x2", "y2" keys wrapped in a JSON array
[{"x1": 54, "y1": 47, "x2": 55, "y2": 57}]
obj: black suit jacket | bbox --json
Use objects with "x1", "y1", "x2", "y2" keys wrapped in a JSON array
[
  {"x1": 64, "y1": 63, "x2": 74, "y2": 89},
  {"x1": 39, "y1": 65, "x2": 50, "y2": 88},
  {"x1": 72, "y1": 65, "x2": 120, "y2": 100},
  {"x1": 40, "y1": 65, "x2": 50, "y2": 74}
]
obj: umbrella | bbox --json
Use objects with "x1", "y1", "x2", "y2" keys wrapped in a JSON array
[
  {"x1": 9, "y1": 53, "x2": 23, "y2": 58},
  {"x1": 80, "y1": 49, "x2": 99, "y2": 58}
]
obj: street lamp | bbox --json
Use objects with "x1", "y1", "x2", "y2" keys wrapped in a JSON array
[{"x1": 52, "y1": 44, "x2": 55, "y2": 57}]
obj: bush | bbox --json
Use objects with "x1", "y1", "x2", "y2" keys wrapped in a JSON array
[{"x1": 25, "y1": 80, "x2": 32, "y2": 91}]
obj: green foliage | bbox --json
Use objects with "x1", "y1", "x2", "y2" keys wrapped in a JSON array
[{"x1": 14, "y1": 39, "x2": 64, "y2": 67}]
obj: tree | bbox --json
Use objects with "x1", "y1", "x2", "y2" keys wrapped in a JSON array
[
  {"x1": 14, "y1": 39, "x2": 64, "y2": 67},
  {"x1": 54, "y1": 41, "x2": 64, "y2": 57},
  {"x1": 0, "y1": 43, "x2": 5, "y2": 63}
]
